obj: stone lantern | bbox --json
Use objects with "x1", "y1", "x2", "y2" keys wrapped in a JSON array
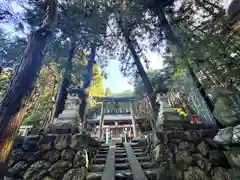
[
  {"x1": 56, "y1": 95, "x2": 81, "y2": 125},
  {"x1": 67, "y1": 95, "x2": 81, "y2": 109},
  {"x1": 155, "y1": 93, "x2": 182, "y2": 131}
]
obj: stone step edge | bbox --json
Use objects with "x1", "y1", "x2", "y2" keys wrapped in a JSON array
[{"x1": 87, "y1": 168, "x2": 159, "y2": 178}]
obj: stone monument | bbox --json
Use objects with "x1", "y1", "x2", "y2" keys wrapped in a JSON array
[{"x1": 155, "y1": 93, "x2": 183, "y2": 131}]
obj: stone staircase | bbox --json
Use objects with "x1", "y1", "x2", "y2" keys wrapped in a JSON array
[{"x1": 87, "y1": 139, "x2": 159, "y2": 180}]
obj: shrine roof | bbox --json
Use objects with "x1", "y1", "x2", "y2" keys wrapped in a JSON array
[{"x1": 88, "y1": 114, "x2": 138, "y2": 122}]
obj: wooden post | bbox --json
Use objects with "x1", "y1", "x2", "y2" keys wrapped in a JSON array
[
  {"x1": 129, "y1": 101, "x2": 137, "y2": 138},
  {"x1": 99, "y1": 102, "x2": 105, "y2": 139}
]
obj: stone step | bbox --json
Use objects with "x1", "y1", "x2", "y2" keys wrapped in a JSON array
[
  {"x1": 97, "y1": 151, "x2": 108, "y2": 155},
  {"x1": 86, "y1": 169, "x2": 159, "y2": 180},
  {"x1": 131, "y1": 139, "x2": 141, "y2": 143},
  {"x1": 116, "y1": 143, "x2": 124, "y2": 146},
  {"x1": 116, "y1": 169, "x2": 159, "y2": 180},
  {"x1": 116, "y1": 162, "x2": 155, "y2": 171},
  {"x1": 115, "y1": 163, "x2": 129, "y2": 170},
  {"x1": 115, "y1": 153, "x2": 127, "y2": 158},
  {"x1": 98, "y1": 148, "x2": 109, "y2": 152},
  {"x1": 131, "y1": 146, "x2": 145, "y2": 150},
  {"x1": 93, "y1": 158, "x2": 106, "y2": 164},
  {"x1": 130, "y1": 144, "x2": 144, "y2": 148},
  {"x1": 115, "y1": 158, "x2": 128, "y2": 163},
  {"x1": 115, "y1": 143, "x2": 123, "y2": 146},
  {"x1": 96, "y1": 154, "x2": 108, "y2": 159},
  {"x1": 91, "y1": 161, "x2": 154, "y2": 171},
  {"x1": 115, "y1": 149, "x2": 126, "y2": 153},
  {"x1": 115, "y1": 148, "x2": 125, "y2": 152},
  {"x1": 94, "y1": 156, "x2": 150, "y2": 165},
  {"x1": 115, "y1": 156, "x2": 150, "y2": 164},
  {"x1": 132, "y1": 149, "x2": 144, "y2": 153}
]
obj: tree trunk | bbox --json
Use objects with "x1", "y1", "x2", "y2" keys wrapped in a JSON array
[
  {"x1": 129, "y1": 101, "x2": 137, "y2": 138},
  {"x1": 80, "y1": 99, "x2": 87, "y2": 128},
  {"x1": 126, "y1": 37, "x2": 153, "y2": 96},
  {"x1": 51, "y1": 40, "x2": 76, "y2": 120},
  {"x1": 156, "y1": 7, "x2": 214, "y2": 112},
  {"x1": 99, "y1": 102, "x2": 105, "y2": 139},
  {"x1": 83, "y1": 43, "x2": 96, "y2": 89},
  {"x1": 116, "y1": 13, "x2": 155, "y2": 106},
  {"x1": 80, "y1": 43, "x2": 96, "y2": 127},
  {"x1": 0, "y1": 0, "x2": 57, "y2": 177},
  {"x1": 125, "y1": 36, "x2": 157, "y2": 112},
  {"x1": 0, "y1": 104, "x2": 28, "y2": 178}
]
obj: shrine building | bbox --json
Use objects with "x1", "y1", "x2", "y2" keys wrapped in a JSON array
[{"x1": 87, "y1": 107, "x2": 142, "y2": 137}]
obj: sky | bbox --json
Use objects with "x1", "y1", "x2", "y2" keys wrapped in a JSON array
[
  {"x1": 3, "y1": 1, "x2": 164, "y2": 93},
  {"x1": 103, "y1": 53, "x2": 163, "y2": 93}
]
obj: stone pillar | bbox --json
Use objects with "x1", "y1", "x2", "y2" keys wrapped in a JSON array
[
  {"x1": 130, "y1": 101, "x2": 137, "y2": 138},
  {"x1": 156, "y1": 93, "x2": 183, "y2": 131},
  {"x1": 99, "y1": 102, "x2": 105, "y2": 139},
  {"x1": 159, "y1": 93, "x2": 171, "y2": 108},
  {"x1": 56, "y1": 95, "x2": 81, "y2": 125},
  {"x1": 47, "y1": 94, "x2": 82, "y2": 134},
  {"x1": 23, "y1": 127, "x2": 30, "y2": 137}
]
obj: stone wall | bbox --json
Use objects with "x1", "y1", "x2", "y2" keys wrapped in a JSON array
[
  {"x1": 146, "y1": 129, "x2": 240, "y2": 180},
  {"x1": 5, "y1": 123, "x2": 100, "y2": 180}
]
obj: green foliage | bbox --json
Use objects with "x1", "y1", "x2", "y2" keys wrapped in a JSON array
[
  {"x1": 112, "y1": 90, "x2": 134, "y2": 97},
  {"x1": 2, "y1": 0, "x2": 240, "y2": 126},
  {"x1": 0, "y1": 69, "x2": 13, "y2": 98},
  {"x1": 22, "y1": 113, "x2": 42, "y2": 126},
  {"x1": 169, "y1": 0, "x2": 240, "y2": 93},
  {"x1": 134, "y1": 68, "x2": 170, "y2": 96},
  {"x1": 90, "y1": 65, "x2": 105, "y2": 96},
  {"x1": 21, "y1": 63, "x2": 60, "y2": 126},
  {"x1": 105, "y1": 87, "x2": 113, "y2": 97}
]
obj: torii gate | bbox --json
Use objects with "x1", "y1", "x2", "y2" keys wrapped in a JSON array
[{"x1": 92, "y1": 96, "x2": 140, "y2": 139}]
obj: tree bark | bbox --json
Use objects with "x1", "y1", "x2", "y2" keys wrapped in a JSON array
[
  {"x1": 126, "y1": 37, "x2": 157, "y2": 116},
  {"x1": 80, "y1": 98, "x2": 87, "y2": 128},
  {"x1": 99, "y1": 102, "x2": 105, "y2": 139},
  {"x1": 156, "y1": 7, "x2": 215, "y2": 112},
  {"x1": 51, "y1": 40, "x2": 76, "y2": 120},
  {"x1": 129, "y1": 101, "x2": 137, "y2": 138},
  {"x1": 126, "y1": 37, "x2": 154, "y2": 96},
  {"x1": 81, "y1": 43, "x2": 96, "y2": 128},
  {"x1": 0, "y1": 0, "x2": 57, "y2": 177},
  {"x1": 0, "y1": 106, "x2": 27, "y2": 156},
  {"x1": 115, "y1": 12, "x2": 155, "y2": 107}
]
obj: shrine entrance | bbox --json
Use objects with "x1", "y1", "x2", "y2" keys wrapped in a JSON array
[{"x1": 87, "y1": 96, "x2": 142, "y2": 139}]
